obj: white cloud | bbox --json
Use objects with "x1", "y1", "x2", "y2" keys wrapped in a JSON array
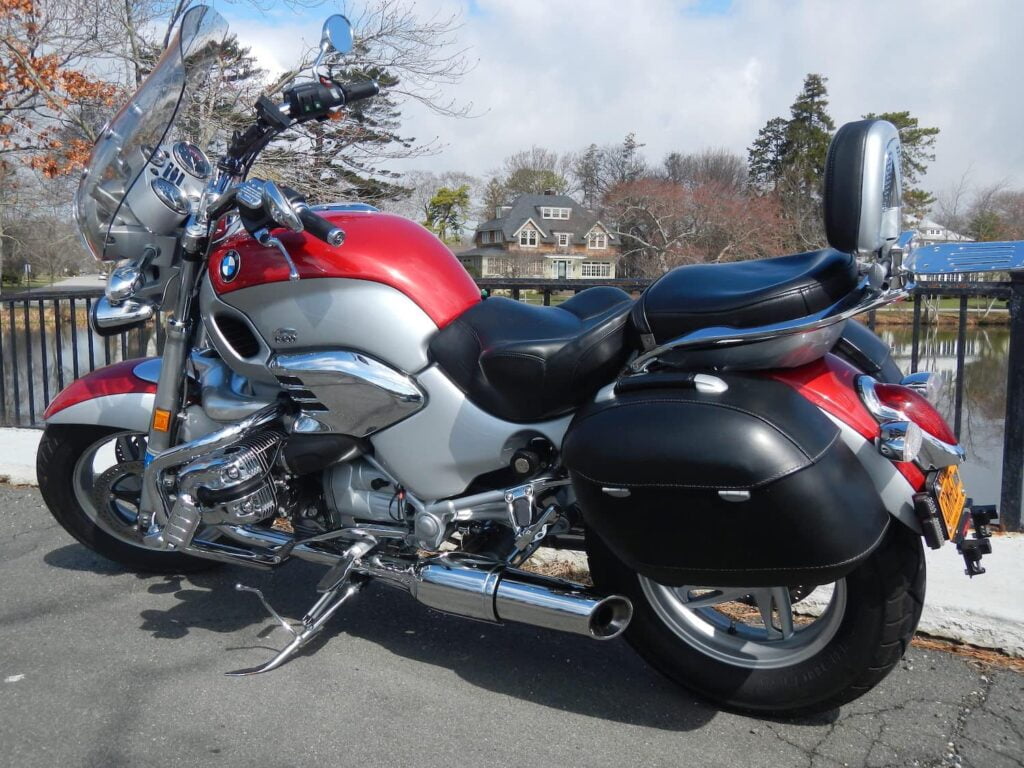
[{"x1": 223, "y1": 0, "x2": 1024, "y2": 198}]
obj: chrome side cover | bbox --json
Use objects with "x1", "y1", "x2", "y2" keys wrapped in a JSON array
[{"x1": 270, "y1": 350, "x2": 425, "y2": 438}]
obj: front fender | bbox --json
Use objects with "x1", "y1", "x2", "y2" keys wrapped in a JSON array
[{"x1": 44, "y1": 358, "x2": 160, "y2": 432}]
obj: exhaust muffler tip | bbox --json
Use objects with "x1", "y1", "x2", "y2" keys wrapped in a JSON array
[{"x1": 588, "y1": 595, "x2": 633, "y2": 640}]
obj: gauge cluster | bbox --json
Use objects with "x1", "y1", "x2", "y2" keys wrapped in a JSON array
[{"x1": 122, "y1": 141, "x2": 211, "y2": 239}]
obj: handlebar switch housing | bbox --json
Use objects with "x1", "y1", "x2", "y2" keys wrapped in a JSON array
[{"x1": 285, "y1": 82, "x2": 345, "y2": 121}]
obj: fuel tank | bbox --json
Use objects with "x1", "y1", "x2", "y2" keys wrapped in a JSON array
[
  {"x1": 208, "y1": 208, "x2": 480, "y2": 327},
  {"x1": 202, "y1": 208, "x2": 481, "y2": 384}
]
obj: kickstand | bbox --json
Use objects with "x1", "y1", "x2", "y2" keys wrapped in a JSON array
[{"x1": 226, "y1": 540, "x2": 373, "y2": 676}]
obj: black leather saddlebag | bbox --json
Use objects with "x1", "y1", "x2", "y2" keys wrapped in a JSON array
[{"x1": 563, "y1": 373, "x2": 890, "y2": 587}]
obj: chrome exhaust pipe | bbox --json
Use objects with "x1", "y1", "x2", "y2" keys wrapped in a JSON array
[
  {"x1": 184, "y1": 526, "x2": 632, "y2": 639},
  {"x1": 366, "y1": 553, "x2": 632, "y2": 640}
]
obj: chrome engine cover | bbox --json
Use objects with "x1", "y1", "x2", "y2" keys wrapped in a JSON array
[{"x1": 182, "y1": 429, "x2": 284, "y2": 525}]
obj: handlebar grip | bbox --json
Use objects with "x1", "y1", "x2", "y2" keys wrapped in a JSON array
[
  {"x1": 297, "y1": 206, "x2": 345, "y2": 247},
  {"x1": 340, "y1": 80, "x2": 379, "y2": 104}
]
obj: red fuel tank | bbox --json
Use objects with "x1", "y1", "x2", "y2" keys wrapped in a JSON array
[{"x1": 209, "y1": 209, "x2": 481, "y2": 328}]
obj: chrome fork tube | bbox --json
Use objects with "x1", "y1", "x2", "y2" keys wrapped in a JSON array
[{"x1": 146, "y1": 257, "x2": 201, "y2": 456}]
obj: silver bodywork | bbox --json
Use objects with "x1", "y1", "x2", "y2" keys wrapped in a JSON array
[
  {"x1": 371, "y1": 365, "x2": 574, "y2": 500},
  {"x1": 200, "y1": 275, "x2": 437, "y2": 384}
]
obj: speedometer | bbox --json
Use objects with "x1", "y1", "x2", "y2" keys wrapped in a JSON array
[{"x1": 172, "y1": 141, "x2": 211, "y2": 179}]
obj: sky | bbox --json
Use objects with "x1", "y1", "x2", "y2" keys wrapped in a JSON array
[{"x1": 217, "y1": 0, "x2": 1024, "y2": 201}]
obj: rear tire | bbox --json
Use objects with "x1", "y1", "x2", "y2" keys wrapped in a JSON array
[
  {"x1": 587, "y1": 521, "x2": 925, "y2": 715},
  {"x1": 37, "y1": 424, "x2": 215, "y2": 573}
]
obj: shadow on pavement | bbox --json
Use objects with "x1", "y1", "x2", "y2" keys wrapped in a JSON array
[{"x1": 44, "y1": 541, "x2": 839, "y2": 731}]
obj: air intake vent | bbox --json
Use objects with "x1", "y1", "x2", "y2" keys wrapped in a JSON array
[{"x1": 215, "y1": 314, "x2": 260, "y2": 358}]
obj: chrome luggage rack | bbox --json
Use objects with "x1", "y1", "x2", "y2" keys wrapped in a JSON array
[
  {"x1": 628, "y1": 276, "x2": 910, "y2": 373},
  {"x1": 629, "y1": 234, "x2": 1024, "y2": 374}
]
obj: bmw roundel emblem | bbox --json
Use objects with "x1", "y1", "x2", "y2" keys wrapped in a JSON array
[{"x1": 220, "y1": 250, "x2": 240, "y2": 283}]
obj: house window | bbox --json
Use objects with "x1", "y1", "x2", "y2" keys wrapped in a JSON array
[
  {"x1": 519, "y1": 227, "x2": 538, "y2": 247},
  {"x1": 588, "y1": 231, "x2": 607, "y2": 249},
  {"x1": 541, "y1": 207, "x2": 570, "y2": 220},
  {"x1": 581, "y1": 261, "x2": 612, "y2": 278},
  {"x1": 556, "y1": 233, "x2": 570, "y2": 247}
]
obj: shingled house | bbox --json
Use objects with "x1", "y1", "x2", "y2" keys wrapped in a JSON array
[{"x1": 458, "y1": 192, "x2": 619, "y2": 280}]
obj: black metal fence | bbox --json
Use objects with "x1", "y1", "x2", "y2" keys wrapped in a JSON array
[
  {"x1": 2, "y1": 277, "x2": 1021, "y2": 530},
  {"x1": 0, "y1": 289, "x2": 163, "y2": 426}
]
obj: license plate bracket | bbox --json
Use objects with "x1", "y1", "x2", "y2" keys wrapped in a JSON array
[{"x1": 930, "y1": 466, "x2": 968, "y2": 543}]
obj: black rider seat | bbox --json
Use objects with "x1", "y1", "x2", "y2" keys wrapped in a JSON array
[
  {"x1": 430, "y1": 287, "x2": 634, "y2": 423},
  {"x1": 631, "y1": 249, "x2": 859, "y2": 345}
]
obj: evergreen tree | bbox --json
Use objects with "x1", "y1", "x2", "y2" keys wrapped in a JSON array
[
  {"x1": 257, "y1": 62, "x2": 412, "y2": 205},
  {"x1": 747, "y1": 117, "x2": 789, "y2": 189},
  {"x1": 862, "y1": 110, "x2": 940, "y2": 220},
  {"x1": 747, "y1": 74, "x2": 835, "y2": 247},
  {"x1": 423, "y1": 184, "x2": 470, "y2": 243},
  {"x1": 783, "y1": 74, "x2": 835, "y2": 193}
]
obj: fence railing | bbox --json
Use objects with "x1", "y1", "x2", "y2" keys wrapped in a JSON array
[{"x1": 2, "y1": 276, "x2": 1020, "y2": 530}]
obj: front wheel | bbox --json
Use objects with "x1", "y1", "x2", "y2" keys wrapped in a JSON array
[
  {"x1": 37, "y1": 425, "x2": 215, "y2": 573},
  {"x1": 587, "y1": 521, "x2": 925, "y2": 715}
]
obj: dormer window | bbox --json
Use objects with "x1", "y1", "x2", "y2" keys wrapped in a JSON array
[
  {"x1": 541, "y1": 207, "x2": 570, "y2": 220},
  {"x1": 588, "y1": 231, "x2": 607, "y2": 249},
  {"x1": 556, "y1": 233, "x2": 570, "y2": 247},
  {"x1": 519, "y1": 227, "x2": 538, "y2": 247}
]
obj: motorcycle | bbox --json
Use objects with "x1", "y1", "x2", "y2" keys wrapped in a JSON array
[{"x1": 38, "y1": 5, "x2": 1008, "y2": 715}]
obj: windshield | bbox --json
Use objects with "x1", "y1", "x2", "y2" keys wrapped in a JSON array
[{"x1": 74, "y1": 5, "x2": 228, "y2": 261}]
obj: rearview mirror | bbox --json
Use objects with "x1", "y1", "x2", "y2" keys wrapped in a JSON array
[{"x1": 321, "y1": 15, "x2": 353, "y2": 56}]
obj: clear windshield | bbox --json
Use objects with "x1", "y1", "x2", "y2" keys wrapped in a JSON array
[{"x1": 74, "y1": 5, "x2": 228, "y2": 261}]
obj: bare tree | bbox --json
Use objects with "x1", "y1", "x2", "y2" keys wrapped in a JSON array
[
  {"x1": 932, "y1": 167, "x2": 974, "y2": 232},
  {"x1": 663, "y1": 148, "x2": 747, "y2": 191}
]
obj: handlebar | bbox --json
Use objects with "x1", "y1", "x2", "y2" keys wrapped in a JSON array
[
  {"x1": 296, "y1": 204, "x2": 345, "y2": 247},
  {"x1": 340, "y1": 80, "x2": 380, "y2": 104}
]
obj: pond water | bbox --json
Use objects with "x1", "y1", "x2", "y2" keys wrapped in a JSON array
[
  {"x1": 0, "y1": 306, "x2": 1011, "y2": 506},
  {"x1": 879, "y1": 324, "x2": 1009, "y2": 507}
]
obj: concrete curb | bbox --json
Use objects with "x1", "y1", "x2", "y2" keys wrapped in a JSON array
[{"x1": 5, "y1": 427, "x2": 1021, "y2": 656}]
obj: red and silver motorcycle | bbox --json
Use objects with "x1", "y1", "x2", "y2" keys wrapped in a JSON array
[{"x1": 39, "y1": 6, "x2": 998, "y2": 714}]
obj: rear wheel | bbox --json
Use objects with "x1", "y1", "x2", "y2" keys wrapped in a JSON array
[
  {"x1": 587, "y1": 521, "x2": 925, "y2": 715},
  {"x1": 37, "y1": 425, "x2": 215, "y2": 573}
]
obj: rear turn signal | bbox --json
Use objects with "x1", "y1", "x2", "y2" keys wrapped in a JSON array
[{"x1": 878, "y1": 420, "x2": 923, "y2": 463}]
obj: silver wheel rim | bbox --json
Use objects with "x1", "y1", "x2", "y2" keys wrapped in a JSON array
[{"x1": 639, "y1": 577, "x2": 848, "y2": 670}]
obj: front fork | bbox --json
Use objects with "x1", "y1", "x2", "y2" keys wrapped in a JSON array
[{"x1": 139, "y1": 252, "x2": 203, "y2": 527}]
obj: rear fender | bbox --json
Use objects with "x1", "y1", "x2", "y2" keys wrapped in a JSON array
[
  {"x1": 769, "y1": 353, "x2": 922, "y2": 532},
  {"x1": 824, "y1": 413, "x2": 920, "y2": 533},
  {"x1": 44, "y1": 358, "x2": 160, "y2": 433}
]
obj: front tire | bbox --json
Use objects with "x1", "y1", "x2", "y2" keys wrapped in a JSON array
[
  {"x1": 587, "y1": 521, "x2": 925, "y2": 715},
  {"x1": 37, "y1": 425, "x2": 215, "y2": 573}
]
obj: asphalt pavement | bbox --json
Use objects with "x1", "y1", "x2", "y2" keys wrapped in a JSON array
[{"x1": 1, "y1": 484, "x2": 1021, "y2": 768}]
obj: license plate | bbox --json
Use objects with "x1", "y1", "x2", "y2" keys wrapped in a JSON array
[{"x1": 936, "y1": 466, "x2": 967, "y2": 541}]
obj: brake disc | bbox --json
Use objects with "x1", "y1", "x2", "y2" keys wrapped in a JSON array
[{"x1": 91, "y1": 461, "x2": 146, "y2": 543}]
